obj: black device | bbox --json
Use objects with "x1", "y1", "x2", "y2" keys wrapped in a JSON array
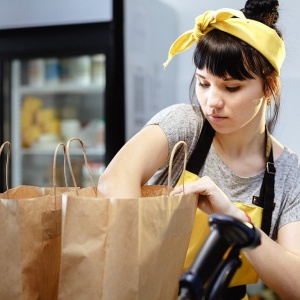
[{"x1": 178, "y1": 214, "x2": 261, "y2": 300}]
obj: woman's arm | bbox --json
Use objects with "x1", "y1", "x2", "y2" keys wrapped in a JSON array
[
  {"x1": 244, "y1": 222, "x2": 300, "y2": 299},
  {"x1": 98, "y1": 125, "x2": 169, "y2": 198}
]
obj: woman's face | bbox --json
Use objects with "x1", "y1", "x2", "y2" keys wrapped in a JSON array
[{"x1": 195, "y1": 68, "x2": 266, "y2": 134}]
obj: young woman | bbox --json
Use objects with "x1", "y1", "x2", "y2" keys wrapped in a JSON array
[{"x1": 98, "y1": 0, "x2": 300, "y2": 298}]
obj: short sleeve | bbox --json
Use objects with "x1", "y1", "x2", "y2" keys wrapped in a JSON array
[{"x1": 146, "y1": 103, "x2": 204, "y2": 186}]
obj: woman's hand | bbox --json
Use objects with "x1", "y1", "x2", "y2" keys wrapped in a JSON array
[{"x1": 170, "y1": 176, "x2": 247, "y2": 220}]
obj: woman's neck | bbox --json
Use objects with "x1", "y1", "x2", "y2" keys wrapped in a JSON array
[
  {"x1": 213, "y1": 126, "x2": 266, "y2": 159},
  {"x1": 212, "y1": 126, "x2": 267, "y2": 177}
]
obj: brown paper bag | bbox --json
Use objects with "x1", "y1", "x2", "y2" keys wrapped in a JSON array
[
  {"x1": 58, "y1": 140, "x2": 198, "y2": 300},
  {"x1": 0, "y1": 142, "x2": 73, "y2": 300}
]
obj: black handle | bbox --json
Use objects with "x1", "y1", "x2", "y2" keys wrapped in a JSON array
[{"x1": 178, "y1": 214, "x2": 261, "y2": 300}]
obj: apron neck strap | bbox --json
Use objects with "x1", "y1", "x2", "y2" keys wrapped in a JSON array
[
  {"x1": 257, "y1": 127, "x2": 275, "y2": 235},
  {"x1": 186, "y1": 119, "x2": 275, "y2": 235}
]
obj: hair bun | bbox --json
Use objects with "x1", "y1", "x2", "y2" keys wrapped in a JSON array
[{"x1": 242, "y1": 0, "x2": 279, "y2": 27}]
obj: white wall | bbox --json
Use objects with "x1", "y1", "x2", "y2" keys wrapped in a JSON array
[
  {"x1": 124, "y1": 0, "x2": 178, "y2": 139},
  {"x1": 159, "y1": 0, "x2": 300, "y2": 154}
]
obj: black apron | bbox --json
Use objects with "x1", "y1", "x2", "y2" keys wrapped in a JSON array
[{"x1": 186, "y1": 120, "x2": 276, "y2": 299}]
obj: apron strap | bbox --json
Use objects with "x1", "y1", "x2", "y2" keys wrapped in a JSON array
[
  {"x1": 253, "y1": 129, "x2": 276, "y2": 235},
  {"x1": 186, "y1": 119, "x2": 215, "y2": 173},
  {"x1": 186, "y1": 119, "x2": 275, "y2": 236}
]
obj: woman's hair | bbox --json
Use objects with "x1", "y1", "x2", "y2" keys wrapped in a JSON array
[{"x1": 190, "y1": 0, "x2": 282, "y2": 132}]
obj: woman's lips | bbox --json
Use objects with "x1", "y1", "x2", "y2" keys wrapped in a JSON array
[{"x1": 207, "y1": 114, "x2": 227, "y2": 122}]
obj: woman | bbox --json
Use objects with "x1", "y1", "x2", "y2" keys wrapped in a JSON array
[{"x1": 98, "y1": 0, "x2": 300, "y2": 298}]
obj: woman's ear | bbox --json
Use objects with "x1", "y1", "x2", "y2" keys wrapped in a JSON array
[
  {"x1": 264, "y1": 90, "x2": 272, "y2": 99},
  {"x1": 264, "y1": 77, "x2": 278, "y2": 98}
]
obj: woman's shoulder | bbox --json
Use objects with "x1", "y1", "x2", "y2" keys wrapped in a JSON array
[
  {"x1": 147, "y1": 103, "x2": 201, "y2": 124},
  {"x1": 147, "y1": 103, "x2": 203, "y2": 140},
  {"x1": 272, "y1": 135, "x2": 299, "y2": 165},
  {"x1": 276, "y1": 146, "x2": 300, "y2": 181},
  {"x1": 146, "y1": 103, "x2": 204, "y2": 167},
  {"x1": 278, "y1": 147, "x2": 300, "y2": 164}
]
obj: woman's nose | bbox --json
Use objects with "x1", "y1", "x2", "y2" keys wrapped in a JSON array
[{"x1": 207, "y1": 87, "x2": 224, "y2": 108}]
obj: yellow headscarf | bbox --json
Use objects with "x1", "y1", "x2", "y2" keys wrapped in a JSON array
[{"x1": 163, "y1": 8, "x2": 285, "y2": 74}]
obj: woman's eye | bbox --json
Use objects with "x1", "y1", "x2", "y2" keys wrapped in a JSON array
[
  {"x1": 198, "y1": 81, "x2": 209, "y2": 88},
  {"x1": 227, "y1": 86, "x2": 240, "y2": 92}
]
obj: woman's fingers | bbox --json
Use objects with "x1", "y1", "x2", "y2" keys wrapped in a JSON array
[{"x1": 171, "y1": 176, "x2": 233, "y2": 214}]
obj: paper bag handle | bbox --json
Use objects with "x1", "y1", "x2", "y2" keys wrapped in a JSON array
[
  {"x1": 53, "y1": 143, "x2": 69, "y2": 198},
  {"x1": 66, "y1": 138, "x2": 96, "y2": 195},
  {"x1": 168, "y1": 141, "x2": 188, "y2": 194},
  {"x1": 0, "y1": 141, "x2": 11, "y2": 195}
]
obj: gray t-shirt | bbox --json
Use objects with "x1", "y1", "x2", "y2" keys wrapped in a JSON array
[{"x1": 147, "y1": 103, "x2": 300, "y2": 239}]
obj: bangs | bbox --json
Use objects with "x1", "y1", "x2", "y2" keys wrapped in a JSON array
[{"x1": 193, "y1": 29, "x2": 267, "y2": 80}]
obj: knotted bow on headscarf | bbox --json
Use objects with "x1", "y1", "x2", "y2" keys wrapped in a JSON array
[{"x1": 163, "y1": 8, "x2": 285, "y2": 74}]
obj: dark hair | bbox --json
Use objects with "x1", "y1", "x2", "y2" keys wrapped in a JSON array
[{"x1": 190, "y1": 0, "x2": 282, "y2": 132}]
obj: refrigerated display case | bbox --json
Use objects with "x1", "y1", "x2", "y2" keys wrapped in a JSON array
[
  {"x1": 9, "y1": 56, "x2": 107, "y2": 187},
  {"x1": 0, "y1": 1, "x2": 125, "y2": 190}
]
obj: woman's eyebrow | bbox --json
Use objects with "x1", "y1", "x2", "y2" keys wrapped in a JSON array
[
  {"x1": 195, "y1": 73, "x2": 234, "y2": 81},
  {"x1": 195, "y1": 73, "x2": 205, "y2": 79},
  {"x1": 195, "y1": 72, "x2": 239, "y2": 82},
  {"x1": 223, "y1": 77, "x2": 235, "y2": 81}
]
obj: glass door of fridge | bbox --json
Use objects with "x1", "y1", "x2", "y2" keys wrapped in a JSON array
[{"x1": 10, "y1": 54, "x2": 107, "y2": 188}]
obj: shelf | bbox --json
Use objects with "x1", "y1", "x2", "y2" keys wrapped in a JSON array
[{"x1": 20, "y1": 83, "x2": 104, "y2": 95}]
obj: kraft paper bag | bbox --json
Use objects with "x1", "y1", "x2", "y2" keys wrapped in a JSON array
[
  {"x1": 58, "y1": 140, "x2": 198, "y2": 300},
  {"x1": 0, "y1": 142, "x2": 73, "y2": 300}
]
